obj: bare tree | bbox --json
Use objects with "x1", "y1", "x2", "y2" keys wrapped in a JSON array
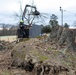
[{"x1": 13, "y1": 0, "x2": 50, "y2": 26}]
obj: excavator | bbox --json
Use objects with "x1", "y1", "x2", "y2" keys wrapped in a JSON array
[{"x1": 17, "y1": 4, "x2": 40, "y2": 38}]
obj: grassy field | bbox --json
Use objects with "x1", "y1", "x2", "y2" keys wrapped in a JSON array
[{"x1": 0, "y1": 35, "x2": 17, "y2": 42}]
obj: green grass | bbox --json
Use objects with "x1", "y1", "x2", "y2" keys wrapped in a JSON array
[
  {"x1": 29, "y1": 50, "x2": 48, "y2": 62},
  {"x1": 39, "y1": 55, "x2": 48, "y2": 62},
  {"x1": 19, "y1": 38, "x2": 30, "y2": 42},
  {"x1": 36, "y1": 35, "x2": 47, "y2": 39},
  {"x1": 1, "y1": 70, "x2": 12, "y2": 75},
  {"x1": 48, "y1": 47, "x2": 53, "y2": 51}
]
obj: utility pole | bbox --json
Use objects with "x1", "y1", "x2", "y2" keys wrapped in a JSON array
[{"x1": 60, "y1": 7, "x2": 63, "y2": 26}]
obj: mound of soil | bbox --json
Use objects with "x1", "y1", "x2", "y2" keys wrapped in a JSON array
[
  {"x1": 10, "y1": 38, "x2": 76, "y2": 75},
  {"x1": 48, "y1": 26, "x2": 76, "y2": 52},
  {"x1": 0, "y1": 32, "x2": 76, "y2": 75},
  {"x1": 0, "y1": 41, "x2": 11, "y2": 51}
]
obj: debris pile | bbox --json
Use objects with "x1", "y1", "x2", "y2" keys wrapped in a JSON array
[
  {"x1": 0, "y1": 26, "x2": 76, "y2": 75},
  {"x1": 48, "y1": 26, "x2": 76, "y2": 51},
  {"x1": 0, "y1": 41, "x2": 10, "y2": 51},
  {"x1": 9, "y1": 38, "x2": 76, "y2": 75}
]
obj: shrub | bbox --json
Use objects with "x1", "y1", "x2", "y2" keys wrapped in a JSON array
[{"x1": 41, "y1": 25, "x2": 51, "y2": 33}]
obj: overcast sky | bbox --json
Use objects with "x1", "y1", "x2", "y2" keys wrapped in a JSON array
[{"x1": 0, "y1": 0, "x2": 76, "y2": 27}]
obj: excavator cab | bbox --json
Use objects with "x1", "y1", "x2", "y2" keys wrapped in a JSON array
[
  {"x1": 17, "y1": 20, "x2": 29, "y2": 38},
  {"x1": 17, "y1": 4, "x2": 40, "y2": 38}
]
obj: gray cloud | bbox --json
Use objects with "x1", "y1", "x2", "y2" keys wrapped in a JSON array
[
  {"x1": 0, "y1": 0, "x2": 76, "y2": 27},
  {"x1": 0, "y1": 0, "x2": 19, "y2": 24}
]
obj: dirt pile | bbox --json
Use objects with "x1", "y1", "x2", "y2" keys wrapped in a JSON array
[
  {"x1": 47, "y1": 26, "x2": 76, "y2": 51},
  {"x1": 0, "y1": 41, "x2": 12, "y2": 51},
  {"x1": 9, "y1": 38, "x2": 76, "y2": 75},
  {"x1": 0, "y1": 30, "x2": 76, "y2": 75}
]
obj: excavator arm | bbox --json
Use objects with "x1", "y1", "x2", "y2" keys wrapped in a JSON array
[
  {"x1": 17, "y1": 4, "x2": 40, "y2": 38},
  {"x1": 22, "y1": 4, "x2": 40, "y2": 24}
]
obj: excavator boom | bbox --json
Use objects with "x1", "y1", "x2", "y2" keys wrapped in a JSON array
[
  {"x1": 22, "y1": 4, "x2": 37, "y2": 21},
  {"x1": 17, "y1": 4, "x2": 40, "y2": 38}
]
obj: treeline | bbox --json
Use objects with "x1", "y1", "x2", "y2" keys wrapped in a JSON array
[
  {"x1": 41, "y1": 14, "x2": 69, "y2": 34},
  {"x1": 0, "y1": 24, "x2": 18, "y2": 36},
  {"x1": 0, "y1": 29, "x2": 17, "y2": 36}
]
